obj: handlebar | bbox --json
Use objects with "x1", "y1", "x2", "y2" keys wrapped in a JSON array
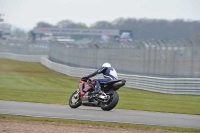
[{"x1": 81, "y1": 77, "x2": 92, "y2": 82}]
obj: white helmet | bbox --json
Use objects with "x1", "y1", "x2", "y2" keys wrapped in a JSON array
[{"x1": 102, "y1": 62, "x2": 111, "y2": 67}]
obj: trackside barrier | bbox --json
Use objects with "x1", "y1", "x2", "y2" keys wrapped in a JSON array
[
  {"x1": 41, "y1": 57, "x2": 200, "y2": 95},
  {"x1": 49, "y1": 37, "x2": 200, "y2": 78},
  {"x1": 1, "y1": 53, "x2": 199, "y2": 95},
  {"x1": 0, "y1": 52, "x2": 47, "y2": 62}
]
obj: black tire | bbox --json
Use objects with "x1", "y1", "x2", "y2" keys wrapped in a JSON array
[
  {"x1": 69, "y1": 91, "x2": 82, "y2": 108},
  {"x1": 100, "y1": 91, "x2": 119, "y2": 111}
]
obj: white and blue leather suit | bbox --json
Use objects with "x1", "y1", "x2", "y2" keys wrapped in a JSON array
[{"x1": 86, "y1": 63, "x2": 118, "y2": 94}]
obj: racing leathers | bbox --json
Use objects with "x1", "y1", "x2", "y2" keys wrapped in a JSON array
[{"x1": 86, "y1": 66, "x2": 118, "y2": 94}]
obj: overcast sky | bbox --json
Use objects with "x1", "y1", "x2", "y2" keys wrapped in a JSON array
[{"x1": 0, "y1": 0, "x2": 200, "y2": 30}]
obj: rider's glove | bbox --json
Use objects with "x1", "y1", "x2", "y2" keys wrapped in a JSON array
[{"x1": 81, "y1": 76, "x2": 89, "y2": 81}]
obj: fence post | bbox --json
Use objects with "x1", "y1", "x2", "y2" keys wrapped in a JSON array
[{"x1": 188, "y1": 38, "x2": 195, "y2": 77}]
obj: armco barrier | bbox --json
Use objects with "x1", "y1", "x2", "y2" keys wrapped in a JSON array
[
  {"x1": 40, "y1": 57, "x2": 200, "y2": 95},
  {"x1": 1, "y1": 53, "x2": 200, "y2": 95},
  {"x1": 0, "y1": 52, "x2": 47, "y2": 62}
]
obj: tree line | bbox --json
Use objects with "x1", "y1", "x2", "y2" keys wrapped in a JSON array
[{"x1": 35, "y1": 18, "x2": 200, "y2": 41}]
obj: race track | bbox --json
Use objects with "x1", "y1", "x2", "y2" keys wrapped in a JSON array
[{"x1": 0, "y1": 100, "x2": 199, "y2": 129}]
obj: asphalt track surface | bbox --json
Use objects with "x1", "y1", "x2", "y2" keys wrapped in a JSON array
[{"x1": 0, "y1": 100, "x2": 200, "y2": 129}]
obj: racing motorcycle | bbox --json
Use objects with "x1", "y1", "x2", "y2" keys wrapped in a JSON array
[{"x1": 69, "y1": 77, "x2": 126, "y2": 111}]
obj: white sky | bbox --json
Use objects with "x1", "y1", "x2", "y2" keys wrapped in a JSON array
[{"x1": 0, "y1": 0, "x2": 200, "y2": 30}]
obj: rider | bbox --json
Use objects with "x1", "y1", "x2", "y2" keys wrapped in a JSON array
[{"x1": 83, "y1": 63, "x2": 118, "y2": 95}]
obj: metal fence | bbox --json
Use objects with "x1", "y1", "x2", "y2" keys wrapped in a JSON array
[
  {"x1": 41, "y1": 57, "x2": 200, "y2": 95},
  {"x1": 1, "y1": 37, "x2": 200, "y2": 78},
  {"x1": 0, "y1": 39, "x2": 49, "y2": 55},
  {"x1": 49, "y1": 37, "x2": 200, "y2": 78}
]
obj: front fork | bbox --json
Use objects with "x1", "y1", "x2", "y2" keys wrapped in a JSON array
[
  {"x1": 74, "y1": 89, "x2": 80, "y2": 98},
  {"x1": 77, "y1": 88, "x2": 85, "y2": 100}
]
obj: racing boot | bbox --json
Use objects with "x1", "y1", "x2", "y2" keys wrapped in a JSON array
[{"x1": 92, "y1": 80, "x2": 102, "y2": 97}]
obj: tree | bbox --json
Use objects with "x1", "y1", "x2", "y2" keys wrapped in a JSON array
[
  {"x1": 36, "y1": 21, "x2": 54, "y2": 28},
  {"x1": 91, "y1": 21, "x2": 114, "y2": 29},
  {"x1": 56, "y1": 19, "x2": 75, "y2": 28},
  {"x1": 33, "y1": 18, "x2": 200, "y2": 41},
  {"x1": 74, "y1": 22, "x2": 88, "y2": 29}
]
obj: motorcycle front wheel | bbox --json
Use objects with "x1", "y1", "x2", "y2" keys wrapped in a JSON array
[
  {"x1": 69, "y1": 91, "x2": 82, "y2": 108},
  {"x1": 100, "y1": 91, "x2": 119, "y2": 111}
]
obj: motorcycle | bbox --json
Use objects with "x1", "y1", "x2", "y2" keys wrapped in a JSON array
[{"x1": 69, "y1": 77, "x2": 126, "y2": 111}]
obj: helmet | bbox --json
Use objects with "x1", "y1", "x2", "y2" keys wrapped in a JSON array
[{"x1": 102, "y1": 62, "x2": 111, "y2": 67}]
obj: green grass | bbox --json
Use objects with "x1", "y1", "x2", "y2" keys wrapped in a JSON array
[
  {"x1": 1, "y1": 114, "x2": 200, "y2": 133},
  {"x1": 0, "y1": 59, "x2": 200, "y2": 114},
  {"x1": 117, "y1": 88, "x2": 200, "y2": 114}
]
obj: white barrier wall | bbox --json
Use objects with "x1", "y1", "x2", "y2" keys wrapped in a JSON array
[
  {"x1": 41, "y1": 57, "x2": 200, "y2": 95},
  {"x1": 0, "y1": 52, "x2": 47, "y2": 62},
  {"x1": 1, "y1": 53, "x2": 200, "y2": 95}
]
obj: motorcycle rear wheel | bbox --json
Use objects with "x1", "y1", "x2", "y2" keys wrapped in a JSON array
[
  {"x1": 69, "y1": 91, "x2": 81, "y2": 108},
  {"x1": 100, "y1": 91, "x2": 119, "y2": 111}
]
